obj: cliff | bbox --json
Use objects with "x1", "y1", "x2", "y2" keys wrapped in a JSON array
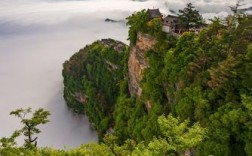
[
  {"x1": 62, "y1": 39, "x2": 128, "y2": 139},
  {"x1": 61, "y1": 10, "x2": 252, "y2": 155},
  {"x1": 128, "y1": 32, "x2": 156, "y2": 96}
]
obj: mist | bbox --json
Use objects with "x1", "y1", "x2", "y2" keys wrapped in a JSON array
[{"x1": 0, "y1": 0, "x2": 250, "y2": 148}]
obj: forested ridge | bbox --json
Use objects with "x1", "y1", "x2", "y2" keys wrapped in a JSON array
[
  {"x1": 63, "y1": 39, "x2": 129, "y2": 138},
  {"x1": 1, "y1": 6, "x2": 252, "y2": 156}
]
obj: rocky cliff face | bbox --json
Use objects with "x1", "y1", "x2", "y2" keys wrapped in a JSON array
[
  {"x1": 128, "y1": 32, "x2": 156, "y2": 96},
  {"x1": 63, "y1": 39, "x2": 128, "y2": 136}
]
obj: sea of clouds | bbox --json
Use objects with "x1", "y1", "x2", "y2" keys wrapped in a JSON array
[
  {"x1": 0, "y1": 0, "x2": 251, "y2": 148},
  {"x1": 0, "y1": 0, "x2": 251, "y2": 37},
  {"x1": 1, "y1": 0, "x2": 251, "y2": 28}
]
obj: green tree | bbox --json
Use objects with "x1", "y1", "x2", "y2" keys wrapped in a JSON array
[
  {"x1": 178, "y1": 3, "x2": 203, "y2": 30},
  {"x1": 126, "y1": 9, "x2": 149, "y2": 44},
  {"x1": 197, "y1": 95, "x2": 252, "y2": 156},
  {"x1": 63, "y1": 39, "x2": 129, "y2": 140},
  {"x1": 10, "y1": 108, "x2": 50, "y2": 149},
  {"x1": 132, "y1": 114, "x2": 207, "y2": 155},
  {"x1": 0, "y1": 130, "x2": 21, "y2": 148}
]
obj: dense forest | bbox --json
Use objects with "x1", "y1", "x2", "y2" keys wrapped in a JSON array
[
  {"x1": 1, "y1": 3, "x2": 252, "y2": 156},
  {"x1": 62, "y1": 39, "x2": 129, "y2": 138}
]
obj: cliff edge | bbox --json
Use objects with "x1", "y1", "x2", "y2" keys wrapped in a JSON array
[{"x1": 128, "y1": 32, "x2": 156, "y2": 96}]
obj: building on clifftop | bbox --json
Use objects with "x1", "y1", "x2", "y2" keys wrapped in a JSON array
[
  {"x1": 162, "y1": 14, "x2": 180, "y2": 34},
  {"x1": 147, "y1": 9, "x2": 163, "y2": 19},
  {"x1": 146, "y1": 8, "x2": 206, "y2": 35}
]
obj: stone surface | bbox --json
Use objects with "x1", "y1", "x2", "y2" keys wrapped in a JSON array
[{"x1": 128, "y1": 32, "x2": 156, "y2": 96}]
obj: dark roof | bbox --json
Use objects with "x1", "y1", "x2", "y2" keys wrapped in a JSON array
[{"x1": 148, "y1": 9, "x2": 162, "y2": 18}]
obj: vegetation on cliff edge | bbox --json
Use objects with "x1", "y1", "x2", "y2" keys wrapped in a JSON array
[
  {"x1": 2, "y1": 4, "x2": 252, "y2": 156},
  {"x1": 61, "y1": 6, "x2": 252, "y2": 155},
  {"x1": 62, "y1": 39, "x2": 129, "y2": 139}
]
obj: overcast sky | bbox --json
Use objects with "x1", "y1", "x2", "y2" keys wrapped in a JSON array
[{"x1": 1, "y1": 0, "x2": 252, "y2": 29}]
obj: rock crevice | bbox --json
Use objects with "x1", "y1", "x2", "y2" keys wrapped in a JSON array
[{"x1": 128, "y1": 32, "x2": 156, "y2": 96}]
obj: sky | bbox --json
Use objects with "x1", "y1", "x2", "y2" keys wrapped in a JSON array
[
  {"x1": 0, "y1": 0, "x2": 252, "y2": 35},
  {"x1": 1, "y1": 0, "x2": 252, "y2": 30},
  {"x1": 0, "y1": 0, "x2": 251, "y2": 148}
]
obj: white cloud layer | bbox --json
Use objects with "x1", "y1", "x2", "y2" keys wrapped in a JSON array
[{"x1": 1, "y1": 0, "x2": 251, "y2": 27}]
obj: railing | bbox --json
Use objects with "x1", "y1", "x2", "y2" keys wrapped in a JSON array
[{"x1": 175, "y1": 28, "x2": 203, "y2": 35}]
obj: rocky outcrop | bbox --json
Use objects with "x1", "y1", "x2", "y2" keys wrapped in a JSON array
[
  {"x1": 72, "y1": 92, "x2": 87, "y2": 104},
  {"x1": 63, "y1": 38, "x2": 128, "y2": 116},
  {"x1": 128, "y1": 32, "x2": 156, "y2": 96},
  {"x1": 100, "y1": 39, "x2": 126, "y2": 52}
]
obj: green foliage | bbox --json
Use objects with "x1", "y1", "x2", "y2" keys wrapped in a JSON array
[
  {"x1": 146, "y1": 18, "x2": 164, "y2": 40},
  {"x1": 61, "y1": 11, "x2": 252, "y2": 155},
  {"x1": 126, "y1": 9, "x2": 166, "y2": 44},
  {"x1": 63, "y1": 39, "x2": 129, "y2": 139},
  {"x1": 0, "y1": 143, "x2": 113, "y2": 156},
  {"x1": 126, "y1": 9, "x2": 149, "y2": 44},
  {"x1": 178, "y1": 3, "x2": 203, "y2": 30},
  {"x1": 9, "y1": 108, "x2": 50, "y2": 149},
  {"x1": 113, "y1": 95, "x2": 135, "y2": 143},
  {"x1": 3, "y1": 10, "x2": 252, "y2": 156},
  {"x1": 197, "y1": 95, "x2": 252, "y2": 156},
  {"x1": 135, "y1": 13, "x2": 252, "y2": 154},
  {"x1": 0, "y1": 131, "x2": 21, "y2": 148},
  {"x1": 131, "y1": 115, "x2": 206, "y2": 156},
  {"x1": 1, "y1": 110, "x2": 206, "y2": 156},
  {"x1": 132, "y1": 139, "x2": 169, "y2": 156},
  {"x1": 158, "y1": 115, "x2": 207, "y2": 152}
]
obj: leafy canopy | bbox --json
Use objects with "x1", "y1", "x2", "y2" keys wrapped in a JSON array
[
  {"x1": 178, "y1": 3, "x2": 203, "y2": 30},
  {"x1": 9, "y1": 108, "x2": 50, "y2": 149}
]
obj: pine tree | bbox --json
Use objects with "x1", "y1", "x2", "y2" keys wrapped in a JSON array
[{"x1": 178, "y1": 3, "x2": 203, "y2": 30}]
